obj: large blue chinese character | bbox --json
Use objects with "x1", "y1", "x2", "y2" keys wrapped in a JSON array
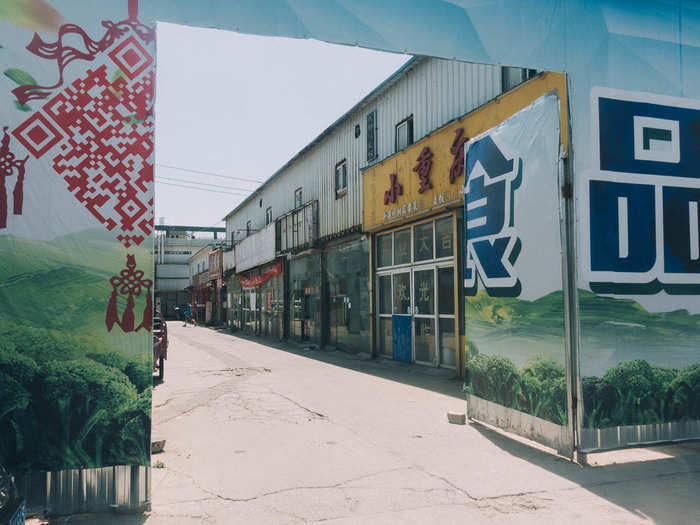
[{"x1": 464, "y1": 135, "x2": 521, "y2": 295}]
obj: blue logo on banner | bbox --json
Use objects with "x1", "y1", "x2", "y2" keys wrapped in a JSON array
[
  {"x1": 464, "y1": 135, "x2": 522, "y2": 296},
  {"x1": 589, "y1": 92, "x2": 700, "y2": 294}
]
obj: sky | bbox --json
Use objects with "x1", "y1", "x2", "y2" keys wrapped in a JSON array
[{"x1": 155, "y1": 22, "x2": 409, "y2": 228}]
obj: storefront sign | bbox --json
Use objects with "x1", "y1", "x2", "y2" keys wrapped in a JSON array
[
  {"x1": 362, "y1": 72, "x2": 567, "y2": 232},
  {"x1": 240, "y1": 260, "x2": 282, "y2": 288}
]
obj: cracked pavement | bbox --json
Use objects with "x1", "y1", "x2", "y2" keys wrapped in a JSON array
[{"x1": 40, "y1": 324, "x2": 700, "y2": 524}]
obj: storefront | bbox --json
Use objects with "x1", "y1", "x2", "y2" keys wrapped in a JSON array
[
  {"x1": 229, "y1": 260, "x2": 284, "y2": 339},
  {"x1": 373, "y1": 214, "x2": 460, "y2": 367},
  {"x1": 288, "y1": 252, "x2": 321, "y2": 344},
  {"x1": 325, "y1": 235, "x2": 371, "y2": 353},
  {"x1": 363, "y1": 71, "x2": 568, "y2": 371}
]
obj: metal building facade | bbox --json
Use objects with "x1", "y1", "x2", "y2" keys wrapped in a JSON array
[{"x1": 224, "y1": 57, "x2": 502, "y2": 240}]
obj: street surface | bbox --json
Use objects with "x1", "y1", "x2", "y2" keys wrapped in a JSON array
[{"x1": 39, "y1": 324, "x2": 700, "y2": 523}]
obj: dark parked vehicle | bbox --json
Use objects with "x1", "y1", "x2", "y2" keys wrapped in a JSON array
[
  {"x1": 0, "y1": 465, "x2": 23, "y2": 525},
  {"x1": 153, "y1": 310, "x2": 168, "y2": 381}
]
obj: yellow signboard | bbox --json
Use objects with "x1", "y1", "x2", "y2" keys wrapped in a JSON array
[{"x1": 363, "y1": 72, "x2": 567, "y2": 231}]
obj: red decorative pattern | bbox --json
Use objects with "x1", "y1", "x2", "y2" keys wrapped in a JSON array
[
  {"x1": 0, "y1": 127, "x2": 29, "y2": 229},
  {"x1": 12, "y1": 112, "x2": 63, "y2": 158},
  {"x1": 13, "y1": 64, "x2": 154, "y2": 247},
  {"x1": 108, "y1": 36, "x2": 153, "y2": 80},
  {"x1": 8, "y1": 0, "x2": 155, "y2": 248},
  {"x1": 12, "y1": 0, "x2": 154, "y2": 106},
  {"x1": 106, "y1": 254, "x2": 152, "y2": 333}
]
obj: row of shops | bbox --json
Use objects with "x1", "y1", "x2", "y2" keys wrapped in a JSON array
[{"x1": 196, "y1": 58, "x2": 566, "y2": 376}]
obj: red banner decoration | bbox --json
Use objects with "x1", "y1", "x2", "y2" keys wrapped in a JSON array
[
  {"x1": 106, "y1": 254, "x2": 152, "y2": 332},
  {"x1": 10, "y1": 1, "x2": 155, "y2": 248},
  {"x1": 240, "y1": 260, "x2": 282, "y2": 289},
  {"x1": 0, "y1": 127, "x2": 28, "y2": 229}
]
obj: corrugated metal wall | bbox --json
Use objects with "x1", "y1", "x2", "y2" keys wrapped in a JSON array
[
  {"x1": 225, "y1": 57, "x2": 502, "y2": 241},
  {"x1": 17, "y1": 466, "x2": 149, "y2": 517}
]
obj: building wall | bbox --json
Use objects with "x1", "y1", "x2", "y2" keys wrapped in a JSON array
[{"x1": 224, "y1": 57, "x2": 502, "y2": 241}]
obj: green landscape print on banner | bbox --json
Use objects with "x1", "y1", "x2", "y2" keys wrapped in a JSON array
[
  {"x1": 465, "y1": 290, "x2": 700, "y2": 428},
  {"x1": 0, "y1": 229, "x2": 152, "y2": 473}
]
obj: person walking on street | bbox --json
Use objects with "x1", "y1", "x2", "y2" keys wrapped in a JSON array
[{"x1": 184, "y1": 303, "x2": 192, "y2": 327}]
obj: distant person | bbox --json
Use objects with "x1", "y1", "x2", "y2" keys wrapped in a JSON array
[{"x1": 184, "y1": 304, "x2": 192, "y2": 327}]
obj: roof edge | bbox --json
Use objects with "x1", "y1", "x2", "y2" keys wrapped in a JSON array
[{"x1": 222, "y1": 54, "x2": 421, "y2": 222}]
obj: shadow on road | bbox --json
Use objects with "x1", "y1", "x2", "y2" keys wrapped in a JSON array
[
  {"x1": 215, "y1": 327, "x2": 465, "y2": 400},
  {"x1": 199, "y1": 326, "x2": 700, "y2": 523},
  {"x1": 469, "y1": 421, "x2": 700, "y2": 523}
]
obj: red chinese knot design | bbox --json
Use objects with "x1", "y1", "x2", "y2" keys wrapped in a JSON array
[
  {"x1": 384, "y1": 173, "x2": 403, "y2": 204},
  {"x1": 449, "y1": 127, "x2": 469, "y2": 184},
  {"x1": 106, "y1": 254, "x2": 152, "y2": 333},
  {"x1": 11, "y1": 3, "x2": 155, "y2": 248},
  {"x1": 11, "y1": 0, "x2": 154, "y2": 107},
  {"x1": 0, "y1": 127, "x2": 28, "y2": 229},
  {"x1": 413, "y1": 146, "x2": 433, "y2": 193}
]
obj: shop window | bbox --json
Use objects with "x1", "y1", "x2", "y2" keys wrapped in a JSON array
[
  {"x1": 378, "y1": 275, "x2": 392, "y2": 314},
  {"x1": 379, "y1": 318, "x2": 392, "y2": 357},
  {"x1": 377, "y1": 233, "x2": 392, "y2": 267},
  {"x1": 366, "y1": 109, "x2": 377, "y2": 162},
  {"x1": 413, "y1": 269, "x2": 434, "y2": 315},
  {"x1": 395, "y1": 115, "x2": 413, "y2": 152},
  {"x1": 393, "y1": 228, "x2": 411, "y2": 265},
  {"x1": 392, "y1": 272, "x2": 411, "y2": 314},
  {"x1": 435, "y1": 217, "x2": 453, "y2": 258},
  {"x1": 266, "y1": 207, "x2": 272, "y2": 225},
  {"x1": 335, "y1": 160, "x2": 347, "y2": 197},
  {"x1": 414, "y1": 318, "x2": 435, "y2": 363},
  {"x1": 438, "y1": 267, "x2": 454, "y2": 315},
  {"x1": 294, "y1": 188, "x2": 303, "y2": 208},
  {"x1": 413, "y1": 222, "x2": 434, "y2": 262},
  {"x1": 439, "y1": 318, "x2": 456, "y2": 367},
  {"x1": 502, "y1": 66, "x2": 538, "y2": 92}
]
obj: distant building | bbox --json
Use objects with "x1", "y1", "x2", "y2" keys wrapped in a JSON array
[{"x1": 154, "y1": 225, "x2": 225, "y2": 319}]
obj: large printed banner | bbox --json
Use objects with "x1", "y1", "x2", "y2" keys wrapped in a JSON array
[
  {"x1": 464, "y1": 94, "x2": 566, "y2": 430},
  {"x1": 577, "y1": 88, "x2": 700, "y2": 449},
  {"x1": 0, "y1": 0, "x2": 154, "y2": 472}
]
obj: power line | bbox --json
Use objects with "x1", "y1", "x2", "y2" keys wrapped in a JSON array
[
  {"x1": 158, "y1": 175, "x2": 253, "y2": 192},
  {"x1": 155, "y1": 180, "x2": 251, "y2": 196},
  {"x1": 156, "y1": 163, "x2": 264, "y2": 184}
]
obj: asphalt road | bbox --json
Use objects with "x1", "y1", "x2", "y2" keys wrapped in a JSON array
[{"x1": 38, "y1": 323, "x2": 700, "y2": 524}]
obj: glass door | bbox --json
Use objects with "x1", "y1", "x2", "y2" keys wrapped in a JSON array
[
  {"x1": 391, "y1": 271, "x2": 412, "y2": 362},
  {"x1": 413, "y1": 267, "x2": 436, "y2": 365}
]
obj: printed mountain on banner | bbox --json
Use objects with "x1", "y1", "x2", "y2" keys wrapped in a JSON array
[
  {"x1": 467, "y1": 289, "x2": 700, "y2": 342},
  {"x1": 0, "y1": 229, "x2": 151, "y2": 333}
]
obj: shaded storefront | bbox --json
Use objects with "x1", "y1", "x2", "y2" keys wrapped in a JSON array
[
  {"x1": 288, "y1": 252, "x2": 321, "y2": 344},
  {"x1": 325, "y1": 236, "x2": 370, "y2": 353},
  {"x1": 373, "y1": 214, "x2": 460, "y2": 368}
]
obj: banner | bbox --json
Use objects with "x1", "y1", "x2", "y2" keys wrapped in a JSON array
[
  {"x1": 577, "y1": 88, "x2": 700, "y2": 450},
  {"x1": 0, "y1": 0, "x2": 154, "y2": 472},
  {"x1": 240, "y1": 260, "x2": 282, "y2": 289},
  {"x1": 464, "y1": 94, "x2": 567, "y2": 442}
]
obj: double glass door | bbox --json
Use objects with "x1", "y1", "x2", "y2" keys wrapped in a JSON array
[{"x1": 377, "y1": 264, "x2": 456, "y2": 367}]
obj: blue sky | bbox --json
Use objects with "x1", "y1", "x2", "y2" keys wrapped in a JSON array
[{"x1": 155, "y1": 22, "x2": 408, "y2": 227}]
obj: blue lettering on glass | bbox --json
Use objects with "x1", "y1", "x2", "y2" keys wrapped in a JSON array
[
  {"x1": 464, "y1": 134, "x2": 522, "y2": 296},
  {"x1": 588, "y1": 90, "x2": 700, "y2": 294}
]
